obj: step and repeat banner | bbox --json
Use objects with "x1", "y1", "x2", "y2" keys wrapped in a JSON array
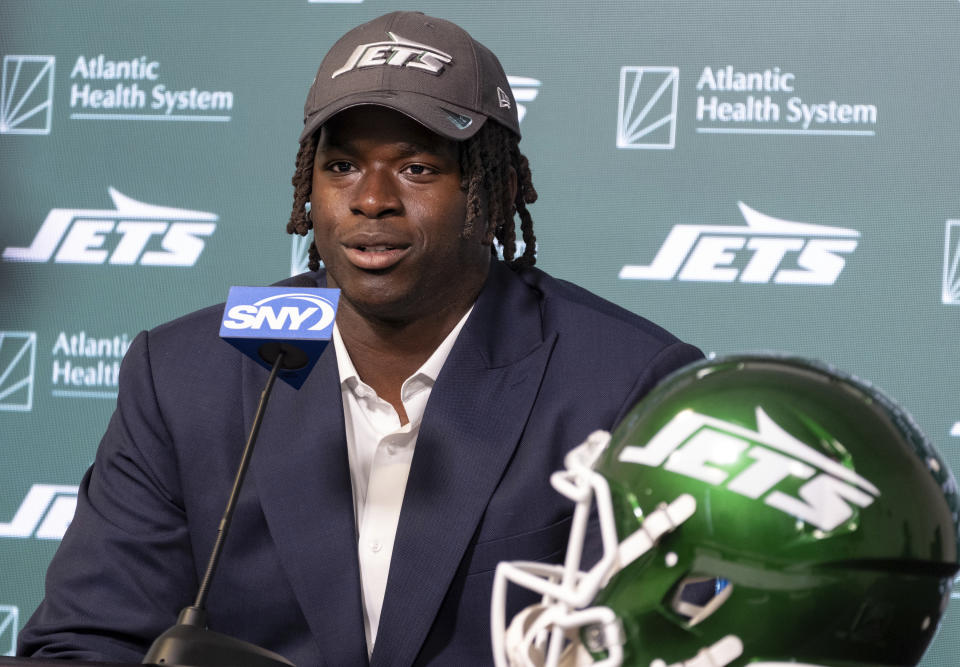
[{"x1": 2, "y1": 0, "x2": 959, "y2": 662}]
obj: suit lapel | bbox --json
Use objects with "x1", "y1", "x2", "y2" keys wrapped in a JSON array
[
  {"x1": 249, "y1": 345, "x2": 369, "y2": 666},
  {"x1": 371, "y1": 263, "x2": 556, "y2": 666}
]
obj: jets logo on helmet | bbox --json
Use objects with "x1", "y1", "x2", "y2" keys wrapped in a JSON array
[
  {"x1": 619, "y1": 407, "x2": 879, "y2": 533},
  {"x1": 492, "y1": 354, "x2": 960, "y2": 667}
]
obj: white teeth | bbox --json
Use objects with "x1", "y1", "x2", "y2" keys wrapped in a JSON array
[{"x1": 362, "y1": 246, "x2": 392, "y2": 252}]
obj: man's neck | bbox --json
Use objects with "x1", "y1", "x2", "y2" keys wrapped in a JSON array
[{"x1": 335, "y1": 300, "x2": 474, "y2": 421}]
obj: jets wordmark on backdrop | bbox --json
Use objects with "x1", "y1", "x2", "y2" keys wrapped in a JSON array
[
  {"x1": 0, "y1": 484, "x2": 78, "y2": 541},
  {"x1": 617, "y1": 64, "x2": 878, "y2": 149},
  {"x1": 620, "y1": 202, "x2": 859, "y2": 285},
  {"x1": 2, "y1": 187, "x2": 217, "y2": 267}
]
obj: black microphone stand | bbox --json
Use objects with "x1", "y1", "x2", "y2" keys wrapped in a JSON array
[{"x1": 143, "y1": 348, "x2": 298, "y2": 666}]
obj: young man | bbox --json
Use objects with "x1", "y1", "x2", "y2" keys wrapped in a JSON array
[{"x1": 19, "y1": 12, "x2": 701, "y2": 666}]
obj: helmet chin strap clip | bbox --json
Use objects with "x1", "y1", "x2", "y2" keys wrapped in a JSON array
[{"x1": 582, "y1": 617, "x2": 625, "y2": 653}]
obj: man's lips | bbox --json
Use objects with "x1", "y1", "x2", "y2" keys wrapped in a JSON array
[{"x1": 342, "y1": 243, "x2": 411, "y2": 270}]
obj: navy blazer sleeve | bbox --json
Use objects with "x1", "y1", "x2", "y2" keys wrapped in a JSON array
[{"x1": 18, "y1": 263, "x2": 703, "y2": 666}]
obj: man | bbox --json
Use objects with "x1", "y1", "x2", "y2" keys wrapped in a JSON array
[{"x1": 19, "y1": 11, "x2": 702, "y2": 666}]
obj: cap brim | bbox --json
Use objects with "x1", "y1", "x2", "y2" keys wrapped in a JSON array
[{"x1": 298, "y1": 91, "x2": 488, "y2": 143}]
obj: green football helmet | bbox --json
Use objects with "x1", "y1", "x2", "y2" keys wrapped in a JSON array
[{"x1": 492, "y1": 354, "x2": 960, "y2": 667}]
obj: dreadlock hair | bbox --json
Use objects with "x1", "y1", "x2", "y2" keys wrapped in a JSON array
[{"x1": 285, "y1": 119, "x2": 538, "y2": 272}]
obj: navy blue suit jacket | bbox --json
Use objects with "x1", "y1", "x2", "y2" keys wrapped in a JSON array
[{"x1": 20, "y1": 262, "x2": 702, "y2": 665}]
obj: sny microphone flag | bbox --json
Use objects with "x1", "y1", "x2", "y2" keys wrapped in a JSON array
[{"x1": 219, "y1": 287, "x2": 340, "y2": 389}]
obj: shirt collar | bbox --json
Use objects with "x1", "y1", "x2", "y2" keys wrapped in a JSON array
[{"x1": 333, "y1": 305, "x2": 474, "y2": 390}]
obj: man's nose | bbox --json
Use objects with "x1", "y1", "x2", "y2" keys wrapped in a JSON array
[{"x1": 350, "y1": 168, "x2": 402, "y2": 219}]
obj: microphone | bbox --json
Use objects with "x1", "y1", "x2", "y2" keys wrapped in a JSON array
[
  {"x1": 142, "y1": 286, "x2": 339, "y2": 667},
  {"x1": 219, "y1": 286, "x2": 340, "y2": 388}
]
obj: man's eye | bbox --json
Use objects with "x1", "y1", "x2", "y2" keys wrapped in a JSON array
[
  {"x1": 329, "y1": 161, "x2": 353, "y2": 173},
  {"x1": 404, "y1": 164, "x2": 435, "y2": 176}
]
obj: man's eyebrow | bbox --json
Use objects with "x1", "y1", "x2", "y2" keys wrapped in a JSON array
[
  {"x1": 319, "y1": 137, "x2": 450, "y2": 158},
  {"x1": 394, "y1": 141, "x2": 444, "y2": 157}
]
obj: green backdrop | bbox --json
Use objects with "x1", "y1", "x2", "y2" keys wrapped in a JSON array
[{"x1": 2, "y1": 1, "x2": 959, "y2": 663}]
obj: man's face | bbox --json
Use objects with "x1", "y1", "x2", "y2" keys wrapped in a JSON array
[{"x1": 310, "y1": 106, "x2": 491, "y2": 324}]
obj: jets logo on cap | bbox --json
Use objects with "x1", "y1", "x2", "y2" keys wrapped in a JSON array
[{"x1": 331, "y1": 32, "x2": 453, "y2": 79}]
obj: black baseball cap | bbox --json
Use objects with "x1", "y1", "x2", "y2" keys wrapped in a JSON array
[{"x1": 300, "y1": 11, "x2": 520, "y2": 143}]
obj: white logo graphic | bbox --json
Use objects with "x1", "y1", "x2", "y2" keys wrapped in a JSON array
[
  {"x1": 620, "y1": 202, "x2": 859, "y2": 285},
  {"x1": 943, "y1": 220, "x2": 960, "y2": 305},
  {"x1": 68, "y1": 54, "x2": 233, "y2": 122},
  {"x1": 332, "y1": 32, "x2": 452, "y2": 79},
  {"x1": 51, "y1": 331, "x2": 130, "y2": 400},
  {"x1": 507, "y1": 76, "x2": 540, "y2": 123},
  {"x1": 0, "y1": 605, "x2": 17, "y2": 656},
  {"x1": 0, "y1": 484, "x2": 79, "y2": 540},
  {"x1": 951, "y1": 422, "x2": 960, "y2": 438},
  {"x1": 496, "y1": 86, "x2": 510, "y2": 109},
  {"x1": 1, "y1": 55, "x2": 55, "y2": 135},
  {"x1": 620, "y1": 407, "x2": 879, "y2": 532},
  {"x1": 223, "y1": 293, "x2": 337, "y2": 332},
  {"x1": 695, "y1": 65, "x2": 877, "y2": 136},
  {"x1": 0, "y1": 332, "x2": 36, "y2": 411},
  {"x1": 617, "y1": 66, "x2": 678, "y2": 149},
  {"x1": 3, "y1": 187, "x2": 217, "y2": 266}
]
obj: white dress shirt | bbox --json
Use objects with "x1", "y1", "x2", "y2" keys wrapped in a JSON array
[{"x1": 332, "y1": 307, "x2": 473, "y2": 656}]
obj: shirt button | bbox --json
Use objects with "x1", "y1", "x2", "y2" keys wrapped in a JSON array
[
  {"x1": 386, "y1": 445, "x2": 397, "y2": 456},
  {"x1": 369, "y1": 540, "x2": 382, "y2": 553}
]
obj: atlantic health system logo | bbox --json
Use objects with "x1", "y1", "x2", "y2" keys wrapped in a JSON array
[
  {"x1": 0, "y1": 332, "x2": 36, "y2": 411},
  {"x1": 620, "y1": 202, "x2": 860, "y2": 285},
  {"x1": 3, "y1": 188, "x2": 217, "y2": 266},
  {"x1": 0, "y1": 605, "x2": 17, "y2": 656},
  {"x1": 1, "y1": 55, "x2": 55, "y2": 134},
  {"x1": 617, "y1": 66, "x2": 678, "y2": 149},
  {"x1": 617, "y1": 64, "x2": 879, "y2": 148},
  {"x1": 68, "y1": 54, "x2": 234, "y2": 122},
  {"x1": 944, "y1": 220, "x2": 959, "y2": 305}
]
